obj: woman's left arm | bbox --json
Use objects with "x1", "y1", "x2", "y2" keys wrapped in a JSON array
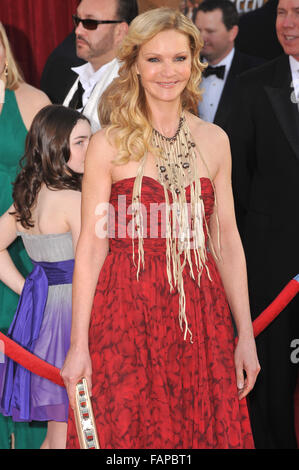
[{"x1": 208, "y1": 128, "x2": 260, "y2": 400}]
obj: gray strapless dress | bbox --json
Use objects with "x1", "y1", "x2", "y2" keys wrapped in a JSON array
[{"x1": 0, "y1": 232, "x2": 74, "y2": 423}]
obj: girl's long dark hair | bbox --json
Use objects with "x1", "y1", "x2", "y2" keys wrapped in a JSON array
[{"x1": 12, "y1": 105, "x2": 90, "y2": 229}]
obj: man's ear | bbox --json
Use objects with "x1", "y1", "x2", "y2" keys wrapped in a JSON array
[
  {"x1": 114, "y1": 21, "x2": 129, "y2": 46},
  {"x1": 229, "y1": 25, "x2": 239, "y2": 43}
]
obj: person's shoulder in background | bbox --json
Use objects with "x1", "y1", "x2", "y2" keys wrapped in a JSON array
[{"x1": 235, "y1": 0, "x2": 283, "y2": 61}]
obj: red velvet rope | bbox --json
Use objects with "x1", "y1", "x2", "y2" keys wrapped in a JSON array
[
  {"x1": 1, "y1": 276, "x2": 299, "y2": 388},
  {"x1": 0, "y1": 331, "x2": 64, "y2": 387}
]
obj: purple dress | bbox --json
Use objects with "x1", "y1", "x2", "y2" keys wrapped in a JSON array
[{"x1": 0, "y1": 232, "x2": 74, "y2": 423}]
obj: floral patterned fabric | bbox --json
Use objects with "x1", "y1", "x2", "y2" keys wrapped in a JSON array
[{"x1": 66, "y1": 176, "x2": 254, "y2": 449}]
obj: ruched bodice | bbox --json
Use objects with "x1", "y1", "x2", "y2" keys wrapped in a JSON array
[
  {"x1": 108, "y1": 176, "x2": 214, "y2": 254},
  {"x1": 17, "y1": 231, "x2": 74, "y2": 262}
]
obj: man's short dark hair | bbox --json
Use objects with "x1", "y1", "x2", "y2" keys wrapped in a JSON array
[
  {"x1": 196, "y1": 0, "x2": 239, "y2": 30},
  {"x1": 78, "y1": 0, "x2": 139, "y2": 25},
  {"x1": 117, "y1": 0, "x2": 139, "y2": 25}
]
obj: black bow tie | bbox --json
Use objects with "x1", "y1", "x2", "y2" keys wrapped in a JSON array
[
  {"x1": 203, "y1": 65, "x2": 226, "y2": 79},
  {"x1": 68, "y1": 80, "x2": 84, "y2": 110}
]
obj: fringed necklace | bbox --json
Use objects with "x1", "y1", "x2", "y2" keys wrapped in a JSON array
[{"x1": 131, "y1": 114, "x2": 215, "y2": 343}]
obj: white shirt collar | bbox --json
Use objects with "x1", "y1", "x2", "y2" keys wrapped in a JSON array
[
  {"x1": 289, "y1": 55, "x2": 299, "y2": 102},
  {"x1": 71, "y1": 59, "x2": 114, "y2": 92},
  {"x1": 202, "y1": 47, "x2": 235, "y2": 81},
  {"x1": 214, "y1": 48, "x2": 235, "y2": 80}
]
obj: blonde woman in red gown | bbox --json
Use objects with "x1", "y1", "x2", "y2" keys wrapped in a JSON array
[{"x1": 61, "y1": 8, "x2": 260, "y2": 449}]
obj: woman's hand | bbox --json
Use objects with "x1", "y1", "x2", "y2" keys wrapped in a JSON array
[
  {"x1": 234, "y1": 334, "x2": 261, "y2": 400},
  {"x1": 60, "y1": 345, "x2": 92, "y2": 409}
]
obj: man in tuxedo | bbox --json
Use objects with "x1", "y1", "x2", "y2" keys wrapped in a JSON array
[
  {"x1": 194, "y1": 0, "x2": 263, "y2": 131},
  {"x1": 229, "y1": 0, "x2": 299, "y2": 449},
  {"x1": 61, "y1": 0, "x2": 138, "y2": 133}
]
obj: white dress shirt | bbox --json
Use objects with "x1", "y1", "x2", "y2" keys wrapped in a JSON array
[
  {"x1": 289, "y1": 55, "x2": 299, "y2": 108},
  {"x1": 71, "y1": 61, "x2": 112, "y2": 111},
  {"x1": 63, "y1": 58, "x2": 120, "y2": 133},
  {"x1": 198, "y1": 48, "x2": 235, "y2": 123}
]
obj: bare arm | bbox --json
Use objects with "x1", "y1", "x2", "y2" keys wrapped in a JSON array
[
  {"x1": 208, "y1": 129, "x2": 260, "y2": 400},
  {"x1": 61, "y1": 130, "x2": 113, "y2": 408},
  {"x1": 0, "y1": 207, "x2": 24, "y2": 295}
]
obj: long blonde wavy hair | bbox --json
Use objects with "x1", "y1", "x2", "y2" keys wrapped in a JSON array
[
  {"x1": 98, "y1": 7, "x2": 206, "y2": 165},
  {"x1": 0, "y1": 22, "x2": 24, "y2": 90}
]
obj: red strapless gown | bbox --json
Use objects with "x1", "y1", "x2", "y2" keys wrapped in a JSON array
[{"x1": 66, "y1": 176, "x2": 254, "y2": 449}]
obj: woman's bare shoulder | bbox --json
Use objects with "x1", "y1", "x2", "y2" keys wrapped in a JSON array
[
  {"x1": 15, "y1": 82, "x2": 51, "y2": 129},
  {"x1": 90, "y1": 127, "x2": 118, "y2": 149},
  {"x1": 39, "y1": 186, "x2": 81, "y2": 208},
  {"x1": 86, "y1": 128, "x2": 118, "y2": 169},
  {"x1": 16, "y1": 82, "x2": 50, "y2": 107},
  {"x1": 186, "y1": 111, "x2": 229, "y2": 144},
  {"x1": 185, "y1": 112, "x2": 231, "y2": 178}
]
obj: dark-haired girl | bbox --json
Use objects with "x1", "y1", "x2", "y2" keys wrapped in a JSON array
[{"x1": 0, "y1": 105, "x2": 91, "y2": 448}]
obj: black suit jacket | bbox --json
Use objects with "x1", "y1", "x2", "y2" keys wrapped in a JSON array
[
  {"x1": 235, "y1": 0, "x2": 283, "y2": 61},
  {"x1": 40, "y1": 30, "x2": 86, "y2": 104},
  {"x1": 228, "y1": 54, "x2": 299, "y2": 448},
  {"x1": 230, "y1": 54, "x2": 299, "y2": 243},
  {"x1": 213, "y1": 49, "x2": 264, "y2": 130}
]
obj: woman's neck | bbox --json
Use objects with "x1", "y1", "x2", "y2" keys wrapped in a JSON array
[
  {"x1": 151, "y1": 108, "x2": 182, "y2": 137},
  {"x1": 149, "y1": 101, "x2": 183, "y2": 138}
]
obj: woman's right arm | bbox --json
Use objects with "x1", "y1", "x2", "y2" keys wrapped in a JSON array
[
  {"x1": 0, "y1": 207, "x2": 24, "y2": 295},
  {"x1": 61, "y1": 130, "x2": 114, "y2": 409}
]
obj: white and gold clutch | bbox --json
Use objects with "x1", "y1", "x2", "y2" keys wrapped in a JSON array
[{"x1": 74, "y1": 378, "x2": 100, "y2": 449}]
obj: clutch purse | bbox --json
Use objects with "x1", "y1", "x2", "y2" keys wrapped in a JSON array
[{"x1": 74, "y1": 378, "x2": 100, "y2": 449}]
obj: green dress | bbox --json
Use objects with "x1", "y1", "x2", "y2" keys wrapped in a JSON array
[{"x1": 0, "y1": 89, "x2": 46, "y2": 448}]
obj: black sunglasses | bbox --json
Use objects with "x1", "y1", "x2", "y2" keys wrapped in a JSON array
[{"x1": 72, "y1": 15, "x2": 123, "y2": 30}]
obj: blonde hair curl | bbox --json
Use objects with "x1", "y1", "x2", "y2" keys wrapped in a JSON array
[
  {"x1": 0, "y1": 22, "x2": 24, "y2": 90},
  {"x1": 98, "y1": 7, "x2": 206, "y2": 165}
]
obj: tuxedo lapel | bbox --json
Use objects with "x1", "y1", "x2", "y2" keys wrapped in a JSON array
[
  {"x1": 62, "y1": 59, "x2": 120, "y2": 133},
  {"x1": 213, "y1": 53, "x2": 239, "y2": 128},
  {"x1": 264, "y1": 56, "x2": 299, "y2": 160},
  {"x1": 63, "y1": 77, "x2": 80, "y2": 107}
]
